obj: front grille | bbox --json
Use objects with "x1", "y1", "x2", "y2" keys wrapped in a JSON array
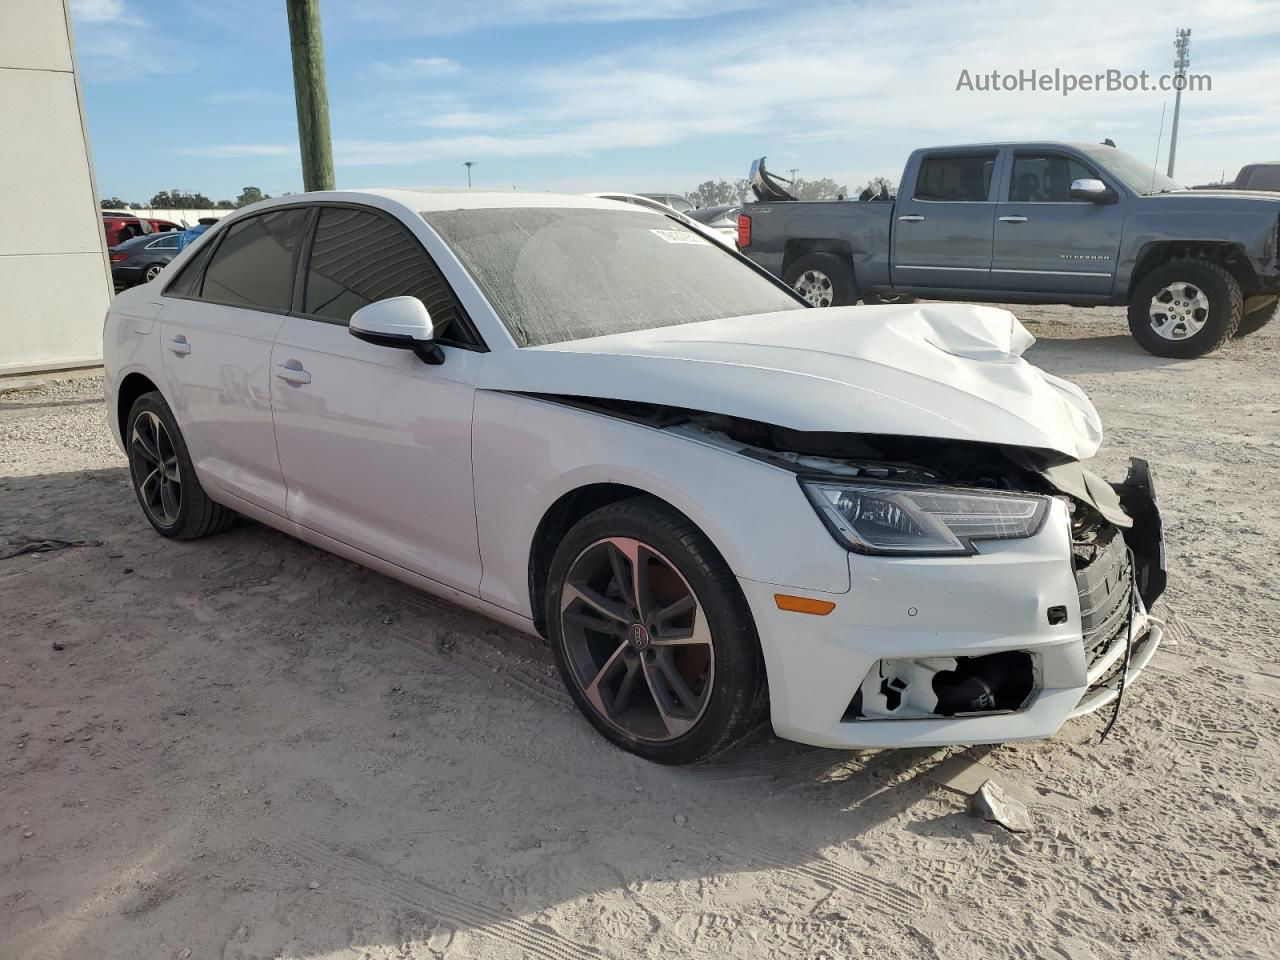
[{"x1": 1075, "y1": 528, "x2": 1131, "y2": 669}]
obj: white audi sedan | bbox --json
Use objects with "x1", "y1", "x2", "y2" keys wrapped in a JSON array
[{"x1": 103, "y1": 190, "x2": 1166, "y2": 764}]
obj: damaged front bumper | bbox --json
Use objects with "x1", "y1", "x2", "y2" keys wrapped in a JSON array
[{"x1": 742, "y1": 483, "x2": 1167, "y2": 750}]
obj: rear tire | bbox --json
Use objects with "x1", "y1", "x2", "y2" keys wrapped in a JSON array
[
  {"x1": 1234, "y1": 296, "x2": 1277, "y2": 338},
  {"x1": 545, "y1": 497, "x2": 768, "y2": 765},
  {"x1": 126, "y1": 392, "x2": 236, "y2": 540},
  {"x1": 783, "y1": 253, "x2": 858, "y2": 307},
  {"x1": 143, "y1": 263, "x2": 165, "y2": 283},
  {"x1": 1127, "y1": 259, "x2": 1242, "y2": 358}
]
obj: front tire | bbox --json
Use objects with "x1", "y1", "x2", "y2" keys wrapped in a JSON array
[
  {"x1": 1127, "y1": 259, "x2": 1242, "y2": 358},
  {"x1": 545, "y1": 498, "x2": 767, "y2": 764},
  {"x1": 126, "y1": 392, "x2": 235, "y2": 539},
  {"x1": 783, "y1": 252, "x2": 858, "y2": 307}
]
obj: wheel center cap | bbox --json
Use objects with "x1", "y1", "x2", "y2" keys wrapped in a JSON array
[{"x1": 629, "y1": 623, "x2": 651, "y2": 650}]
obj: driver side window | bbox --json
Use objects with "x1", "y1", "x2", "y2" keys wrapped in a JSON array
[
  {"x1": 301, "y1": 207, "x2": 476, "y2": 347},
  {"x1": 1009, "y1": 154, "x2": 1097, "y2": 202}
]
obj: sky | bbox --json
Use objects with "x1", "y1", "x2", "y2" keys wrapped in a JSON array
[{"x1": 71, "y1": 0, "x2": 1280, "y2": 204}]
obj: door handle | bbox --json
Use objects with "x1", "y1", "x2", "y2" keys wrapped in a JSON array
[
  {"x1": 275, "y1": 362, "x2": 311, "y2": 385},
  {"x1": 998, "y1": 216, "x2": 1029, "y2": 223},
  {"x1": 898, "y1": 215, "x2": 925, "y2": 223},
  {"x1": 168, "y1": 335, "x2": 191, "y2": 356}
]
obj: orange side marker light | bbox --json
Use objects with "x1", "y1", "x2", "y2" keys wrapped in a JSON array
[{"x1": 773, "y1": 594, "x2": 836, "y2": 616}]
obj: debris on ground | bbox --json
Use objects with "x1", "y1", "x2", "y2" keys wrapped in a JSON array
[
  {"x1": 0, "y1": 536, "x2": 103, "y2": 560},
  {"x1": 968, "y1": 779, "x2": 1033, "y2": 833}
]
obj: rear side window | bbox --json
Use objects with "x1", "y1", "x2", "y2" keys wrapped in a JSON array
[
  {"x1": 200, "y1": 209, "x2": 307, "y2": 312},
  {"x1": 914, "y1": 154, "x2": 997, "y2": 202},
  {"x1": 302, "y1": 207, "x2": 469, "y2": 342},
  {"x1": 164, "y1": 236, "x2": 218, "y2": 298}
]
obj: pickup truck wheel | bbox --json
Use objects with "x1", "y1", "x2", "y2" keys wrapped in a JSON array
[
  {"x1": 784, "y1": 253, "x2": 857, "y2": 307},
  {"x1": 1127, "y1": 259, "x2": 1242, "y2": 358},
  {"x1": 1234, "y1": 297, "x2": 1277, "y2": 338}
]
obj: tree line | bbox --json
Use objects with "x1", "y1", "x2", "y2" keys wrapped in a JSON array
[{"x1": 99, "y1": 186, "x2": 274, "y2": 210}]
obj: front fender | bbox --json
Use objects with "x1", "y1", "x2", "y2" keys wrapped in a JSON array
[{"x1": 471, "y1": 391, "x2": 851, "y2": 618}]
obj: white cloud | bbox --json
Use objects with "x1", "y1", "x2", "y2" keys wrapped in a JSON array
[
  {"x1": 70, "y1": 0, "x2": 135, "y2": 24},
  {"x1": 339, "y1": 0, "x2": 772, "y2": 35},
  {"x1": 371, "y1": 57, "x2": 462, "y2": 79}
]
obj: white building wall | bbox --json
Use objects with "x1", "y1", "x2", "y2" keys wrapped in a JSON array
[{"x1": 0, "y1": 0, "x2": 112, "y2": 375}]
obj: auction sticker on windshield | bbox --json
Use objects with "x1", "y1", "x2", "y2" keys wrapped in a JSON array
[{"x1": 650, "y1": 229, "x2": 709, "y2": 244}]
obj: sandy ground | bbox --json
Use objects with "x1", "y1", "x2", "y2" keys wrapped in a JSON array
[{"x1": 2, "y1": 306, "x2": 1278, "y2": 960}]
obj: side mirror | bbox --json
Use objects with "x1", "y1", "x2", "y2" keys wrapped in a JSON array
[
  {"x1": 349, "y1": 296, "x2": 444, "y2": 364},
  {"x1": 1070, "y1": 178, "x2": 1118, "y2": 204}
]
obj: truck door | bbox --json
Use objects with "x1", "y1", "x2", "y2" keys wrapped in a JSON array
[
  {"x1": 891, "y1": 151, "x2": 998, "y2": 289},
  {"x1": 991, "y1": 150, "x2": 1124, "y2": 296}
]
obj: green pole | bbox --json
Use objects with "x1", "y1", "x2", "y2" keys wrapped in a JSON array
[{"x1": 285, "y1": 0, "x2": 335, "y2": 192}]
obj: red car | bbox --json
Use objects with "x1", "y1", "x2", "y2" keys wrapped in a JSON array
[{"x1": 101, "y1": 213, "x2": 183, "y2": 247}]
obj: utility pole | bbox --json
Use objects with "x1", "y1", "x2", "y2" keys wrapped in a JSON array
[
  {"x1": 464, "y1": 161, "x2": 475, "y2": 188},
  {"x1": 285, "y1": 0, "x2": 335, "y2": 192},
  {"x1": 1166, "y1": 28, "x2": 1190, "y2": 179}
]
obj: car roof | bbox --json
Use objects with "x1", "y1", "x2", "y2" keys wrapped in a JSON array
[{"x1": 242, "y1": 188, "x2": 659, "y2": 215}]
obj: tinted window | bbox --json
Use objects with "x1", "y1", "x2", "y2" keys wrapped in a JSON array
[
  {"x1": 1009, "y1": 154, "x2": 1097, "y2": 202},
  {"x1": 164, "y1": 235, "x2": 218, "y2": 298},
  {"x1": 423, "y1": 207, "x2": 803, "y2": 348},
  {"x1": 1244, "y1": 166, "x2": 1280, "y2": 191},
  {"x1": 148, "y1": 235, "x2": 179, "y2": 249},
  {"x1": 914, "y1": 154, "x2": 996, "y2": 201},
  {"x1": 302, "y1": 207, "x2": 469, "y2": 342},
  {"x1": 200, "y1": 209, "x2": 307, "y2": 311}
]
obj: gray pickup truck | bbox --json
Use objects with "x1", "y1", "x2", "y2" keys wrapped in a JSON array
[{"x1": 738, "y1": 142, "x2": 1280, "y2": 357}]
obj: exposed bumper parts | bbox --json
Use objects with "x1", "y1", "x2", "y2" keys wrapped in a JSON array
[{"x1": 745, "y1": 468, "x2": 1168, "y2": 749}]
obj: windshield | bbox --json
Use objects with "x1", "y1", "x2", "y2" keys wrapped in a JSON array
[
  {"x1": 422, "y1": 207, "x2": 803, "y2": 347},
  {"x1": 1080, "y1": 145, "x2": 1184, "y2": 195}
]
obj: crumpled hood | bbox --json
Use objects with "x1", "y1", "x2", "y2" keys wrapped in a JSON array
[{"x1": 478, "y1": 303, "x2": 1104, "y2": 460}]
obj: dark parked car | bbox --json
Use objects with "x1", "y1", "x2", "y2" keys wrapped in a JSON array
[{"x1": 109, "y1": 231, "x2": 181, "y2": 288}]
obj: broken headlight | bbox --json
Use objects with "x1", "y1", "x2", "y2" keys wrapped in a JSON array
[{"x1": 801, "y1": 480, "x2": 1049, "y2": 556}]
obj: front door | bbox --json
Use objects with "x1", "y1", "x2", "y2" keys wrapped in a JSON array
[
  {"x1": 891, "y1": 151, "x2": 999, "y2": 289},
  {"x1": 269, "y1": 206, "x2": 486, "y2": 594},
  {"x1": 991, "y1": 151, "x2": 1124, "y2": 296},
  {"x1": 159, "y1": 207, "x2": 308, "y2": 515}
]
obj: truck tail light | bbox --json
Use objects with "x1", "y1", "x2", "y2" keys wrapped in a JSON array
[{"x1": 736, "y1": 213, "x2": 751, "y2": 249}]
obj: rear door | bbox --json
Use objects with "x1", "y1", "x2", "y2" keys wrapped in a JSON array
[
  {"x1": 990, "y1": 150, "x2": 1124, "y2": 295},
  {"x1": 268, "y1": 205, "x2": 486, "y2": 594},
  {"x1": 159, "y1": 207, "x2": 307, "y2": 515},
  {"x1": 891, "y1": 150, "x2": 999, "y2": 289}
]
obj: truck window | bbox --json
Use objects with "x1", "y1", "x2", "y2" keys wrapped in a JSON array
[
  {"x1": 914, "y1": 154, "x2": 996, "y2": 202},
  {"x1": 1243, "y1": 166, "x2": 1280, "y2": 191},
  {"x1": 1009, "y1": 154, "x2": 1097, "y2": 202}
]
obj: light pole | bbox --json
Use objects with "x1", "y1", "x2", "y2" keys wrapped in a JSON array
[
  {"x1": 1166, "y1": 28, "x2": 1190, "y2": 179},
  {"x1": 464, "y1": 161, "x2": 475, "y2": 188},
  {"x1": 285, "y1": 0, "x2": 335, "y2": 192}
]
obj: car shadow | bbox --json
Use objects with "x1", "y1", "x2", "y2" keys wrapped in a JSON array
[{"x1": 2, "y1": 466, "x2": 1026, "y2": 959}]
